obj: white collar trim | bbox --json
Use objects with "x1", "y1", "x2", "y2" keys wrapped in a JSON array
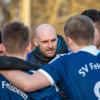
[{"x1": 79, "y1": 45, "x2": 100, "y2": 56}]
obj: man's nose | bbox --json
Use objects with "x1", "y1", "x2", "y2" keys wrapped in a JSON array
[{"x1": 48, "y1": 41, "x2": 52, "y2": 48}]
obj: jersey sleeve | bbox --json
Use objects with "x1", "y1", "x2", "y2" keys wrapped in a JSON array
[{"x1": 39, "y1": 57, "x2": 63, "y2": 86}]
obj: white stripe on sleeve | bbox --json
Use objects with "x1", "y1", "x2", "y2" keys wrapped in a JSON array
[{"x1": 38, "y1": 69, "x2": 55, "y2": 86}]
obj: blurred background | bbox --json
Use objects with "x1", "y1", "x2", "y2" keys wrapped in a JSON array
[{"x1": 0, "y1": 0, "x2": 100, "y2": 45}]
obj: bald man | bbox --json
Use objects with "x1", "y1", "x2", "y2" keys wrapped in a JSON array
[
  {"x1": 27, "y1": 24, "x2": 68, "y2": 65},
  {"x1": 27, "y1": 24, "x2": 68, "y2": 99}
]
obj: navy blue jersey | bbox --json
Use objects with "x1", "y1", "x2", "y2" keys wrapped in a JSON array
[
  {"x1": 0, "y1": 57, "x2": 61, "y2": 100},
  {"x1": 40, "y1": 46, "x2": 100, "y2": 100},
  {"x1": 0, "y1": 72, "x2": 61, "y2": 100},
  {"x1": 0, "y1": 75, "x2": 30, "y2": 100},
  {"x1": 26, "y1": 70, "x2": 61, "y2": 100}
]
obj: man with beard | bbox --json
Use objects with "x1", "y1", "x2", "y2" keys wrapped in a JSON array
[
  {"x1": 27, "y1": 24, "x2": 68, "y2": 99},
  {"x1": 27, "y1": 24, "x2": 68, "y2": 66}
]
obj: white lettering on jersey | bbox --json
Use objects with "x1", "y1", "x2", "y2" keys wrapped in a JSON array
[
  {"x1": 2, "y1": 81, "x2": 28, "y2": 100},
  {"x1": 78, "y1": 64, "x2": 88, "y2": 77},
  {"x1": 78, "y1": 63, "x2": 100, "y2": 77}
]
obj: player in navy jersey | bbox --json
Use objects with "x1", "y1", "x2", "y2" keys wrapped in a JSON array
[
  {"x1": 0, "y1": 22, "x2": 31, "y2": 100},
  {"x1": 0, "y1": 22, "x2": 61, "y2": 100},
  {"x1": 0, "y1": 15, "x2": 100, "y2": 100}
]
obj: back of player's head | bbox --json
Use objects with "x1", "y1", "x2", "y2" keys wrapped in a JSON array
[
  {"x1": 1, "y1": 21, "x2": 30, "y2": 54},
  {"x1": 81, "y1": 9, "x2": 100, "y2": 22},
  {"x1": 64, "y1": 15, "x2": 94, "y2": 45}
]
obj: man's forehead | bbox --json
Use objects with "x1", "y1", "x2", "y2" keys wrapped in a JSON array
[
  {"x1": 37, "y1": 29, "x2": 57, "y2": 37},
  {"x1": 38, "y1": 31, "x2": 57, "y2": 41},
  {"x1": 36, "y1": 24, "x2": 56, "y2": 37}
]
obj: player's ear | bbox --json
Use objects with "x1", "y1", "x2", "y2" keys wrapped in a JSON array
[
  {"x1": 26, "y1": 42, "x2": 31, "y2": 52},
  {"x1": 34, "y1": 38, "x2": 38, "y2": 47},
  {"x1": 0, "y1": 43, "x2": 6, "y2": 53},
  {"x1": 66, "y1": 36, "x2": 74, "y2": 49}
]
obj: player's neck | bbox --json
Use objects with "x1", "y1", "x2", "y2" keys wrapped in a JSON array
[
  {"x1": 6, "y1": 53, "x2": 26, "y2": 60},
  {"x1": 71, "y1": 44, "x2": 92, "y2": 53}
]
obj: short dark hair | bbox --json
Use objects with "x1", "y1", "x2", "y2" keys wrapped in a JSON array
[
  {"x1": 81, "y1": 9, "x2": 100, "y2": 22},
  {"x1": 1, "y1": 21, "x2": 30, "y2": 54},
  {"x1": 64, "y1": 15, "x2": 94, "y2": 45}
]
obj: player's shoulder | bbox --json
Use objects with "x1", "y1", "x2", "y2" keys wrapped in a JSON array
[{"x1": 49, "y1": 52, "x2": 73, "y2": 64}]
